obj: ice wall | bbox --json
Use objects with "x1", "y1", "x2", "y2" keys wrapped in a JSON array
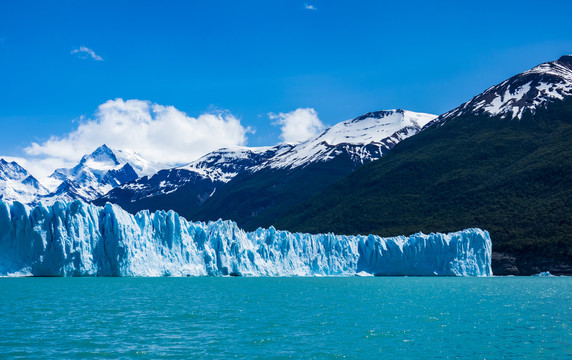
[{"x1": 0, "y1": 200, "x2": 492, "y2": 277}]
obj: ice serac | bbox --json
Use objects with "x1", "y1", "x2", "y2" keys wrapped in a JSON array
[{"x1": 0, "y1": 200, "x2": 492, "y2": 277}]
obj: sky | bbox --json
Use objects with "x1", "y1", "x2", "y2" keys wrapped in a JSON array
[{"x1": 1, "y1": 0, "x2": 572, "y2": 179}]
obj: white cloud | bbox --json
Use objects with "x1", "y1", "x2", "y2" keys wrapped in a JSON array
[
  {"x1": 71, "y1": 46, "x2": 103, "y2": 61},
  {"x1": 304, "y1": 3, "x2": 317, "y2": 10},
  {"x1": 23, "y1": 99, "x2": 250, "y2": 179},
  {"x1": 269, "y1": 108, "x2": 325, "y2": 143},
  {"x1": 6, "y1": 102, "x2": 328, "y2": 184}
]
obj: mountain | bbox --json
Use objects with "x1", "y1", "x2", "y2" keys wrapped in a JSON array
[
  {"x1": 93, "y1": 146, "x2": 288, "y2": 214},
  {"x1": 95, "y1": 109, "x2": 435, "y2": 227},
  {"x1": 186, "y1": 109, "x2": 436, "y2": 229},
  {"x1": 432, "y1": 54, "x2": 572, "y2": 122},
  {"x1": 44, "y1": 145, "x2": 160, "y2": 203},
  {"x1": 258, "y1": 109, "x2": 435, "y2": 170},
  {"x1": 275, "y1": 55, "x2": 572, "y2": 275},
  {"x1": 0, "y1": 159, "x2": 48, "y2": 203},
  {"x1": 96, "y1": 109, "x2": 435, "y2": 222}
]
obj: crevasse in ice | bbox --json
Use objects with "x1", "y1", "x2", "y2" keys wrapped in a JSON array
[{"x1": 0, "y1": 200, "x2": 492, "y2": 277}]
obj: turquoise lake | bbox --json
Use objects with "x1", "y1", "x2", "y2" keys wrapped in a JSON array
[{"x1": 0, "y1": 277, "x2": 570, "y2": 359}]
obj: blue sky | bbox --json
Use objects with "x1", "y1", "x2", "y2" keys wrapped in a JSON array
[{"x1": 1, "y1": 0, "x2": 572, "y2": 177}]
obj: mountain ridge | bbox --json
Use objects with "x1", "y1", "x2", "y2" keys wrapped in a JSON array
[
  {"x1": 96, "y1": 109, "x2": 436, "y2": 226},
  {"x1": 426, "y1": 54, "x2": 572, "y2": 127}
]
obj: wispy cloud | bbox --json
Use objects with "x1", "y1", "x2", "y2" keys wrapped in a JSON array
[
  {"x1": 269, "y1": 108, "x2": 325, "y2": 143},
  {"x1": 71, "y1": 46, "x2": 103, "y2": 61},
  {"x1": 304, "y1": 3, "x2": 317, "y2": 11}
]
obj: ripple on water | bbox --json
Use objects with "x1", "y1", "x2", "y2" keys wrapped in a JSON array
[{"x1": 0, "y1": 277, "x2": 570, "y2": 359}]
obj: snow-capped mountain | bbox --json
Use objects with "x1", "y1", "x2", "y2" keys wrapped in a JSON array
[
  {"x1": 1, "y1": 109, "x2": 436, "y2": 209},
  {"x1": 96, "y1": 109, "x2": 436, "y2": 226},
  {"x1": 44, "y1": 145, "x2": 161, "y2": 203},
  {"x1": 431, "y1": 55, "x2": 572, "y2": 125},
  {"x1": 260, "y1": 109, "x2": 436, "y2": 169},
  {"x1": 95, "y1": 146, "x2": 288, "y2": 212},
  {"x1": 0, "y1": 159, "x2": 48, "y2": 203},
  {"x1": 177, "y1": 145, "x2": 289, "y2": 183}
]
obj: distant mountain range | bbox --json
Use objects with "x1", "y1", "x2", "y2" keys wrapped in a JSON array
[
  {"x1": 0, "y1": 145, "x2": 161, "y2": 204},
  {"x1": 93, "y1": 145, "x2": 286, "y2": 215},
  {"x1": 2, "y1": 55, "x2": 572, "y2": 275},
  {"x1": 93, "y1": 109, "x2": 436, "y2": 227},
  {"x1": 1, "y1": 109, "x2": 436, "y2": 214}
]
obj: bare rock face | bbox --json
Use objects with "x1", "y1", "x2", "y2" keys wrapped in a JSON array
[{"x1": 492, "y1": 252, "x2": 572, "y2": 276}]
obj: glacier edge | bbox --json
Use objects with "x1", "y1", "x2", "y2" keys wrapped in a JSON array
[{"x1": 0, "y1": 200, "x2": 492, "y2": 277}]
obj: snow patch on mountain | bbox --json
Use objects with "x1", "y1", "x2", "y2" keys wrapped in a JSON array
[
  {"x1": 434, "y1": 55, "x2": 572, "y2": 123},
  {"x1": 0, "y1": 159, "x2": 48, "y2": 204},
  {"x1": 262, "y1": 109, "x2": 437, "y2": 169},
  {"x1": 178, "y1": 146, "x2": 281, "y2": 183},
  {"x1": 101, "y1": 145, "x2": 287, "y2": 205},
  {"x1": 43, "y1": 145, "x2": 161, "y2": 203},
  {"x1": 114, "y1": 148, "x2": 162, "y2": 177}
]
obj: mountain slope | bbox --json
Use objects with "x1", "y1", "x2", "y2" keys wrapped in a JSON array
[
  {"x1": 258, "y1": 109, "x2": 435, "y2": 169},
  {"x1": 0, "y1": 159, "x2": 48, "y2": 203},
  {"x1": 93, "y1": 146, "x2": 285, "y2": 214},
  {"x1": 276, "y1": 56, "x2": 572, "y2": 275},
  {"x1": 432, "y1": 54, "x2": 572, "y2": 122},
  {"x1": 189, "y1": 110, "x2": 436, "y2": 229}
]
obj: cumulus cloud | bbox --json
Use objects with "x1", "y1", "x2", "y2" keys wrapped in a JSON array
[
  {"x1": 269, "y1": 108, "x2": 325, "y2": 143},
  {"x1": 23, "y1": 99, "x2": 250, "y2": 179},
  {"x1": 71, "y1": 46, "x2": 103, "y2": 61},
  {"x1": 304, "y1": 3, "x2": 317, "y2": 10}
]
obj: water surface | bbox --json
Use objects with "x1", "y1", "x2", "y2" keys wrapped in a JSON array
[{"x1": 0, "y1": 277, "x2": 570, "y2": 359}]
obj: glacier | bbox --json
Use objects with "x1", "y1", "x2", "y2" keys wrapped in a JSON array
[{"x1": 0, "y1": 200, "x2": 492, "y2": 277}]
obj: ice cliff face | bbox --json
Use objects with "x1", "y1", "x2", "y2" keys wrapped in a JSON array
[{"x1": 0, "y1": 200, "x2": 492, "y2": 277}]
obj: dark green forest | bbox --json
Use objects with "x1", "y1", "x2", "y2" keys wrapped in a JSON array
[
  {"x1": 276, "y1": 99, "x2": 572, "y2": 267},
  {"x1": 189, "y1": 155, "x2": 362, "y2": 230}
]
